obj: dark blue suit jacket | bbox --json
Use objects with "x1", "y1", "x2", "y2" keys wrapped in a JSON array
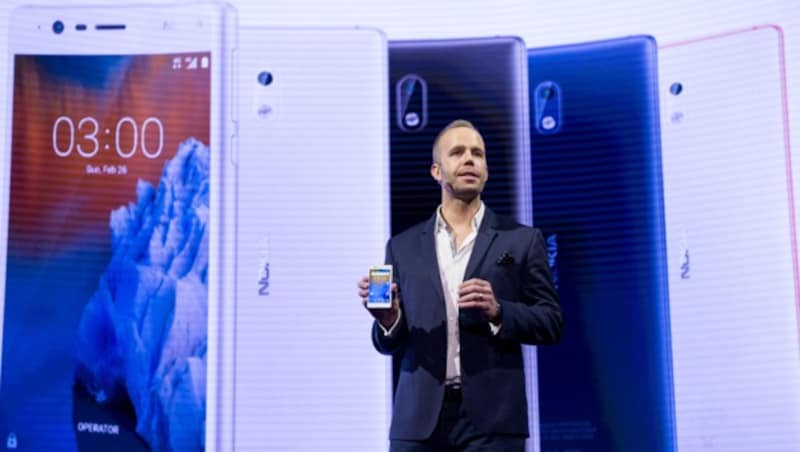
[{"x1": 372, "y1": 207, "x2": 562, "y2": 440}]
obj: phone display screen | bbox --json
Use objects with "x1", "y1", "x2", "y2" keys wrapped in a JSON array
[
  {"x1": 1, "y1": 52, "x2": 210, "y2": 451},
  {"x1": 368, "y1": 268, "x2": 392, "y2": 305}
]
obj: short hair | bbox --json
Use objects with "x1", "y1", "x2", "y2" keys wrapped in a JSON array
[{"x1": 432, "y1": 119, "x2": 480, "y2": 163}]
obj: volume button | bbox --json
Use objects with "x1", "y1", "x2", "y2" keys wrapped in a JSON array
[
  {"x1": 229, "y1": 134, "x2": 238, "y2": 166},
  {"x1": 231, "y1": 47, "x2": 239, "y2": 123}
]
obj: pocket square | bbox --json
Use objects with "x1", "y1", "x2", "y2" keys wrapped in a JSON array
[{"x1": 496, "y1": 251, "x2": 515, "y2": 265}]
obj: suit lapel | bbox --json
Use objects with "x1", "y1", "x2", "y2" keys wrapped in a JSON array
[
  {"x1": 420, "y1": 215, "x2": 446, "y2": 305},
  {"x1": 464, "y1": 209, "x2": 498, "y2": 280},
  {"x1": 418, "y1": 207, "x2": 498, "y2": 311}
]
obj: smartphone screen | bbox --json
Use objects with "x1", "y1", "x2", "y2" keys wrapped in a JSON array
[
  {"x1": 0, "y1": 6, "x2": 232, "y2": 451},
  {"x1": 368, "y1": 267, "x2": 392, "y2": 307}
]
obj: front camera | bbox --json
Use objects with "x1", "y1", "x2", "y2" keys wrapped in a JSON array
[{"x1": 52, "y1": 20, "x2": 65, "y2": 34}]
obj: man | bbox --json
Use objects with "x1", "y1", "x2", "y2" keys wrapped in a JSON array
[{"x1": 358, "y1": 119, "x2": 562, "y2": 451}]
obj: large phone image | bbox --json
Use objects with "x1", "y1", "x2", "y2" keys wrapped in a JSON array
[
  {"x1": 387, "y1": 36, "x2": 536, "y2": 444},
  {"x1": 0, "y1": 4, "x2": 235, "y2": 451},
  {"x1": 528, "y1": 36, "x2": 675, "y2": 451},
  {"x1": 660, "y1": 25, "x2": 800, "y2": 451},
  {"x1": 234, "y1": 27, "x2": 391, "y2": 451}
]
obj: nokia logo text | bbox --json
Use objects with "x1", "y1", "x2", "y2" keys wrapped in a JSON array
[{"x1": 259, "y1": 261, "x2": 270, "y2": 296}]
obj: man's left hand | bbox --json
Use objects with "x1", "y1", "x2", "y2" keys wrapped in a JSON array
[{"x1": 458, "y1": 278, "x2": 501, "y2": 324}]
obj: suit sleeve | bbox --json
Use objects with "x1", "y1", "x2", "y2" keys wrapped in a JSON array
[
  {"x1": 371, "y1": 238, "x2": 409, "y2": 355},
  {"x1": 495, "y1": 229, "x2": 563, "y2": 345}
]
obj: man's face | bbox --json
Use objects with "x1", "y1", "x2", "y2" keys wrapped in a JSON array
[{"x1": 431, "y1": 126, "x2": 488, "y2": 201}]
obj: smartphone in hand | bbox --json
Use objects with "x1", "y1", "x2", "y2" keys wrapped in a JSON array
[{"x1": 367, "y1": 265, "x2": 393, "y2": 309}]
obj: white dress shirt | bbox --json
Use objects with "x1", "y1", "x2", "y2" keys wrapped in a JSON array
[{"x1": 436, "y1": 202, "x2": 485, "y2": 384}]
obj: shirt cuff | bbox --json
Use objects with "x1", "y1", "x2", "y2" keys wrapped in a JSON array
[{"x1": 379, "y1": 308, "x2": 403, "y2": 336}]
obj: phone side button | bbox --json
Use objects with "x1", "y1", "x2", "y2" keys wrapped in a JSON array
[
  {"x1": 229, "y1": 134, "x2": 238, "y2": 166},
  {"x1": 231, "y1": 48, "x2": 239, "y2": 123}
]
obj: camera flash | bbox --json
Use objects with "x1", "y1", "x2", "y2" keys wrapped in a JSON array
[{"x1": 404, "y1": 112, "x2": 420, "y2": 128}]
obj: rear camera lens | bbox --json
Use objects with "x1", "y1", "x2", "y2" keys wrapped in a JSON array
[
  {"x1": 670, "y1": 82, "x2": 683, "y2": 95},
  {"x1": 257, "y1": 71, "x2": 273, "y2": 86}
]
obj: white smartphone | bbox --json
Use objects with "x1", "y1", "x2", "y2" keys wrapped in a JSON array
[
  {"x1": 0, "y1": 3, "x2": 236, "y2": 451},
  {"x1": 660, "y1": 25, "x2": 800, "y2": 451},
  {"x1": 367, "y1": 265, "x2": 393, "y2": 309},
  {"x1": 234, "y1": 27, "x2": 391, "y2": 450}
]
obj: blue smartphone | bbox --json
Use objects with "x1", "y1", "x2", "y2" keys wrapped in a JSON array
[
  {"x1": 388, "y1": 36, "x2": 535, "y2": 445},
  {"x1": 389, "y1": 37, "x2": 531, "y2": 234},
  {"x1": 528, "y1": 36, "x2": 675, "y2": 451}
]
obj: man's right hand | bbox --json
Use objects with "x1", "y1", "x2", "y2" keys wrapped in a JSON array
[{"x1": 358, "y1": 276, "x2": 400, "y2": 330}]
